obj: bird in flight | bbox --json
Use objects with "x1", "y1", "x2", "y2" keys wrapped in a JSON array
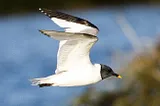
[{"x1": 30, "y1": 8, "x2": 122, "y2": 87}]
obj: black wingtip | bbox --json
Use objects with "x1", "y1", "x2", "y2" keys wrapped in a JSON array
[
  {"x1": 39, "y1": 30, "x2": 51, "y2": 37},
  {"x1": 38, "y1": 8, "x2": 41, "y2": 11},
  {"x1": 38, "y1": 8, "x2": 99, "y2": 30},
  {"x1": 39, "y1": 8, "x2": 45, "y2": 13},
  {"x1": 39, "y1": 29, "x2": 43, "y2": 33},
  {"x1": 39, "y1": 8, "x2": 52, "y2": 18}
]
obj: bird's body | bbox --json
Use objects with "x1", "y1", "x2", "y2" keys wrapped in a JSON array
[
  {"x1": 30, "y1": 8, "x2": 121, "y2": 87},
  {"x1": 34, "y1": 64, "x2": 101, "y2": 87}
]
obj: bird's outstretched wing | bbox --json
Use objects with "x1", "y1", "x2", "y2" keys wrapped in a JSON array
[
  {"x1": 39, "y1": 8, "x2": 99, "y2": 74},
  {"x1": 39, "y1": 30, "x2": 98, "y2": 74},
  {"x1": 39, "y1": 8, "x2": 99, "y2": 52},
  {"x1": 39, "y1": 8, "x2": 99, "y2": 35}
]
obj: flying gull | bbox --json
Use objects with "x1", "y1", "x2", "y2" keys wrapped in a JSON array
[{"x1": 30, "y1": 8, "x2": 122, "y2": 87}]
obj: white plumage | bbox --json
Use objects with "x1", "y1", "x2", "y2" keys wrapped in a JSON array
[{"x1": 30, "y1": 8, "x2": 121, "y2": 87}]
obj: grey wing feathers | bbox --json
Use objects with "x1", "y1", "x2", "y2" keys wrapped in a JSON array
[{"x1": 39, "y1": 30, "x2": 98, "y2": 41}]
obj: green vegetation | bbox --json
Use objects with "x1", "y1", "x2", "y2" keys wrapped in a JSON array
[{"x1": 73, "y1": 41, "x2": 160, "y2": 106}]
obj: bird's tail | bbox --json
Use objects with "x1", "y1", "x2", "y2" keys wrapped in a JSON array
[{"x1": 30, "y1": 77, "x2": 54, "y2": 88}]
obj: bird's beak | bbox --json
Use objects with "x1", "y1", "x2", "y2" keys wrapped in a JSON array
[
  {"x1": 112, "y1": 73, "x2": 122, "y2": 79},
  {"x1": 117, "y1": 75, "x2": 122, "y2": 79}
]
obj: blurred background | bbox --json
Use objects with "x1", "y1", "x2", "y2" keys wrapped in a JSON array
[{"x1": 1, "y1": 0, "x2": 160, "y2": 106}]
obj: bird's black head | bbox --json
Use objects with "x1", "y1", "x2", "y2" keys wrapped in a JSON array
[{"x1": 100, "y1": 64, "x2": 122, "y2": 80}]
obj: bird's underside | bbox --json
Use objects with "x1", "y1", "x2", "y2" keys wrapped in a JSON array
[{"x1": 30, "y1": 8, "x2": 103, "y2": 87}]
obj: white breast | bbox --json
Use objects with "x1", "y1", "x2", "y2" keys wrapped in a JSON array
[{"x1": 52, "y1": 64, "x2": 102, "y2": 86}]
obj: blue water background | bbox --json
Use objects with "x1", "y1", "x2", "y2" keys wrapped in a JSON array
[{"x1": 0, "y1": 6, "x2": 160, "y2": 106}]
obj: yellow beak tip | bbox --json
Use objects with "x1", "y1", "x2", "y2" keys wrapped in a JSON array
[{"x1": 117, "y1": 75, "x2": 122, "y2": 79}]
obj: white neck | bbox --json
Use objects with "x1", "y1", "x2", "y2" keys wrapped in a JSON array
[{"x1": 92, "y1": 63, "x2": 102, "y2": 82}]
